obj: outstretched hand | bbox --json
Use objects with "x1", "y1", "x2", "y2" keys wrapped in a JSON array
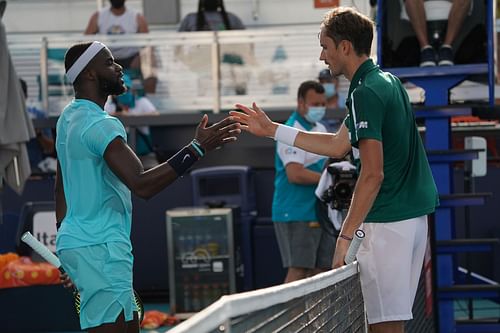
[
  {"x1": 194, "y1": 114, "x2": 241, "y2": 152},
  {"x1": 229, "y1": 102, "x2": 278, "y2": 138}
]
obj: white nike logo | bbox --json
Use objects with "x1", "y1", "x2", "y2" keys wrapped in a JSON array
[{"x1": 182, "y1": 154, "x2": 190, "y2": 163}]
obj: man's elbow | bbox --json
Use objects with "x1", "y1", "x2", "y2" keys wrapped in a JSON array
[
  {"x1": 286, "y1": 170, "x2": 306, "y2": 184},
  {"x1": 132, "y1": 178, "x2": 164, "y2": 200},
  {"x1": 54, "y1": 187, "x2": 63, "y2": 202},
  {"x1": 132, "y1": 186, "x2": 154, "y2": 200},
  {"x1": 287, "y1": 174, "x2": 299, "y2": 184},
  {"x1": 329, "y1": 144, "x2": 350, "y2": 160},
  {"x1": 368, "y1": 171, "x2": 384, "y2": 188}
]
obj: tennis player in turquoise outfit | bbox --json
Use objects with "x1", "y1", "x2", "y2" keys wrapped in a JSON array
[{"x1": 55, "y1": 41, "x2": 240, "y2": 332}]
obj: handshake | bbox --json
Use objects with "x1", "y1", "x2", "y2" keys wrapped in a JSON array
[{"x1": 192, "y1": 102, "x2": 276, "y2": 153}]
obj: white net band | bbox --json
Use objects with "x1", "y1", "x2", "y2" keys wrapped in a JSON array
[{"x1": 169, "y1": 262, "x2": 363, "y2": 333}]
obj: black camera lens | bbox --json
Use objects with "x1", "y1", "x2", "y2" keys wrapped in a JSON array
[{"x1": 334, "y1": 182, "x2": 353, "y2": 199}]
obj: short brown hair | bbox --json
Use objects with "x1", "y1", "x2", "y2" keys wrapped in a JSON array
[
  {"x1": 321, "y1": 7, "x2": 374, "y2": 56},
  {"x1": 297, "y1": 80, "x2": 325, "y2": 100}
]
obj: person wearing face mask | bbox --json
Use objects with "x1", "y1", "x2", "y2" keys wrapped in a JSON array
[
  {"x1": 318, "y1": 68, "x2": 339, "y2": 109},
  {"x1": 271, "y1": 80, "x2": 334, "y2": 283}
]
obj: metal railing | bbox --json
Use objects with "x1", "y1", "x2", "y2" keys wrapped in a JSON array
[{"x1": 7, "y1": 27, "x2": 331, "y2": 115}]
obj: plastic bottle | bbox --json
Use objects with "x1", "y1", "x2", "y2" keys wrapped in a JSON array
[
  {"x1": 191, "y1": 285, "x2": 201, "y2": 311},
  {"x1": 201, "y1": 284, "x2": 212, "y2": 308},
  {"x1": 182, "y1": 277, "x2": 191, "y2": 312},
  {"x1": 177, "y1": 234, "x2": 186, "y2": 256}
]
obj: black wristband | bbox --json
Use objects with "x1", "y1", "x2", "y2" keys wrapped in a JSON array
[{"x1": 167, "y1": 146, "x2": 198, "y2": 176}]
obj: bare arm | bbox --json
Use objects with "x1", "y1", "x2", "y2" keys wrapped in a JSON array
[
  {"x1": 285, "y1": 162, "x2": 321, "y2": 185},
  {"x1": 54, "y1": 160, "x2": 67, "y2": 226},
  {"x1": 104, "y1": 138, "x2": 178, "y2": 199},
  {"x1": 294, "y1": 123, "x2": 351, "y2": 158},
  {"x1": 136, "y1": 14, "x2": 149, "y2": 33},
  {"x1": 84, "y1": 12, "x2": 99, "y2": 34},
  {"x1": 104, "y1": 115, "x2": 240, "y2": 200},
  {"x1": 230, "y1": 102, "x2": 351, "y2": 158},
  {"x1": 332, "y1": 138, "x2": 384, "y2": 268}
]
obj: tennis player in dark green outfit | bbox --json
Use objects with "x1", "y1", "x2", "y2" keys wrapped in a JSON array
[{"x1": 231, "y1": 7, "x2": 438, "y2": 333}]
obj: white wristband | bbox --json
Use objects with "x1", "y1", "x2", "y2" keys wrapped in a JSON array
[{"x1": 274, "y1": 124, "x2": 299, "y2": 146}]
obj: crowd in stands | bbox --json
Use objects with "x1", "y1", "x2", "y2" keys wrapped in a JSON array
[{"x1": 13, "y1": 0, "x2": 483, "y2": 173}]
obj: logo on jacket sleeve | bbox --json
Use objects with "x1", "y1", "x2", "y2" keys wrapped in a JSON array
[{"x1": 356, "y1": 121, "x2": 368, "y2": 129}]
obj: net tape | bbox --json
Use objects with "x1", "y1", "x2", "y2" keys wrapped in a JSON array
[{"x1": 169, "y1": 262, "x2": 365, "y2": 333}]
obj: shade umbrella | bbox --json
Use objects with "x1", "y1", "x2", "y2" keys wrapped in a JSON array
[{"x1": 0, "y1": 8, "x2": 35, "y2": 197}]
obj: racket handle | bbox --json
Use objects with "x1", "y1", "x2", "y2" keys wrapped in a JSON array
[
  {"x1": 21, "y1": 231, "x2": 62, "y2": 269},
  {"x1": 344, "y1": 229, "x2": 365, "y2": 264}
]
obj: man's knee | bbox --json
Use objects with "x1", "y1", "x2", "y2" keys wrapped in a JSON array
[
  {"x1": 369, "y1": 320, "x2": 404, "y2": 333},
  {"x1": 286, "y1": 267, "x2": 310, "y2": 281}
]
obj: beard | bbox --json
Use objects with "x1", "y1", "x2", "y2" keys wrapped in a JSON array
[
  {"x1": 100, "y1": 76, "x2": 126, "y2": 96},
  {"x1": 110, "y1": 0, "x2": 125, "y2": 9}
]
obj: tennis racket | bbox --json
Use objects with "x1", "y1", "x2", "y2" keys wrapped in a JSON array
[
  {"x1": 21, "y1": 231, "x2": 144, "y2": 323},
  {"x1": 344, "y1": 229, "x2": 365, "y2": 264}
]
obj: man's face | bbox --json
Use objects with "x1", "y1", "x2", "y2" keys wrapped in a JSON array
[
  {"x1": 110, "y1": 0, "x2": 125, "y2": 9},
  {"x1": 319, "y1": 28, "x2": 344, "y2": 77},
  {"x1": 298, "y1": 88, "x2": 326, "y2": 116},
  {"x1": 92, "y1": 48, "x2": 126, "y2": 96},
  {"x1": 204, "y1": 0, "x2": 220, "y2": 11}
]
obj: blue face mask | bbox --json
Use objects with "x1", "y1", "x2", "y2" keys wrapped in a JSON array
[
  {"x1": 116, "y1": 91, "x2": 135, "y2": 108},
  {"x1": 323, "y1": 83, "x2": 336, "y2": 98},
  {"x1": 305, "y1": 106, "x2": 326, "y2": 123}
]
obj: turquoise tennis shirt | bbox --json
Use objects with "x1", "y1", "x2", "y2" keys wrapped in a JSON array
[{"x1": 56, "y1": 99, "x2": 132, "y2": 251}]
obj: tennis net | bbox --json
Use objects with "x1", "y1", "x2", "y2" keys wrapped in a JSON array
[{"x1": 168, "y1": 262, "x2": 365, "y2": 333}]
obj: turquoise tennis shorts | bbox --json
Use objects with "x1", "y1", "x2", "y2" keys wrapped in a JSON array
[{"x1": 58, "y1": 242, "x2": 135, "y2": 330}]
